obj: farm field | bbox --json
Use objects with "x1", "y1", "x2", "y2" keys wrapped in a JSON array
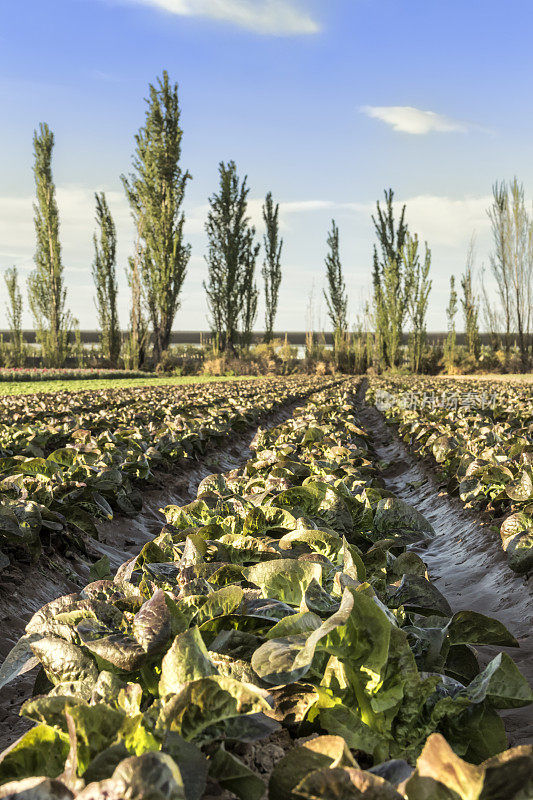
[
  {"x1": 368, "y1": 375, "x2": 533, "y2": 575},
  {"x1": 0, "y1": 374, "x2": 259, "y2": 397},
  {"x1": 0, "y1": 376, "x2": 333, "y2": 580},
  {"x1": 0, "y1": 377, "x2": 531, "y2": 799}
]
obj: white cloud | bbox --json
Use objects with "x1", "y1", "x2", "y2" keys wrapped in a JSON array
[
  {"x1": 398, "y1": 194, "x2": 491, "y2": 247},
  {"x1": 280, "y1": 200, "x2": 335, "y2": 213},
  {"x1": 360, "y1": 105, "x2": 469, "y2": 135},
  {"x1": 119, "y1": 0, "x2": 320, "y2": 35}
]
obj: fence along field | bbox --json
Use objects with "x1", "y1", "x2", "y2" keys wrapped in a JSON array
[{"x1": 0, "y1": 377, "x2": 531, "y2": 800}]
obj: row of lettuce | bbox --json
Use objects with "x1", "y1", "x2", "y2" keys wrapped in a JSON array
[
  {"x1": 0, "y1": 376, "x2": 336, "y2": 572},
  {"x1": 368, "y1": 376, "x2": 533, "y2": 575},
  {"x1": 0, "y1": 381, "x2": 531, "y2": 799},
  {"x1": 0, "y1": 369, "x2": 154, "y2": 383}
]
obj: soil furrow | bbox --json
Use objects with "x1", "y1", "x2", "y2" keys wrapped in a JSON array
[{"x1": 357, "y1": 389, "x2": 533, "y2": 747}]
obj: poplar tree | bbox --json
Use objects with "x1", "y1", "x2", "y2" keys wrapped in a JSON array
[
  {"x1": 372, "y1": 189, "x2": 409, "y2": 368},
  {"x1": 27, "y1": 123, "x2": 72, "y2": 367},
  {"x1": 403, "y1": 234, "x2": 432, "y2": 373},
  {"x1": 380, "y1": 256, "x2": 406, "y2": 369},
  {"x1": 241, "y1": 242, "x2": 260, "y2": 349},
  {"x1": 444, "y1": 275, "x2": 458, "y2": 370},
  {"x1": 122, "y1": 71, "x2": 191, "y2": 364},
  {"x1": 488, "y1": 182, "x2": 512, "y2": 358},
  {"x1": 502, "y1": 179, "x2": 532, "y2": 371},
  {"x1": 92, "y1": 192, "x2": 120, "y2": 365},
  {"x1": 204, "y1": 161, "x2": 258, "y2": 353},
  {"x1": 4, "y1": 267, "x2": 25, "y2": 366},
  {"x1": 323, "y1": 219, "x2": 348, "y2": 336},
  {"x1": 461, "y1": 237, "x2": 481, "y2": 359},
  {"x1": 262, "y1": 192, "x2": 283, "y2": 342},
  {"x1": 124, "y1": 236, "x2": 148, "y2": 370}
]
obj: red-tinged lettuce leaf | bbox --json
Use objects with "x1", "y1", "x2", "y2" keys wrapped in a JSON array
[
  {"x1": 368, "y1": 759, "x2": 414, "y2": 788},
  {"x1": 30, "y1": 638, "x2": 98, "y2": 686},
  {"x1": 132, "y1": 589, "x2": 171, "y2": 654},
  {"x1": 267, "y1": 684, "x2": 319, "y2": 726},
  {"x1": 77, "y1": 623, "x2": 147, "y2": 672},
  {"x1": 459, "y1": 477, "x2": 484, "y2": 504},
  {"x1": 26, "y1": 593, "x2": 81, "y2": 634}
]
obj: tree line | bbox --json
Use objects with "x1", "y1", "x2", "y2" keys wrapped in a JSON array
[
  {"x1": 3, "y1": 71, "x2": 533, "y2": 373},
  {"x1": 3, "y1": 73, "x2": 287, "y2": 369}
]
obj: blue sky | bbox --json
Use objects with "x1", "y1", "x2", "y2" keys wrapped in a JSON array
[{"x1": 1, "y1": 0, "x2": 532, "y2": 331}]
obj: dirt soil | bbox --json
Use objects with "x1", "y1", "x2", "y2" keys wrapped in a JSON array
[{"x1": 357, "y1": 388, "x2": 533, "y2": 748}]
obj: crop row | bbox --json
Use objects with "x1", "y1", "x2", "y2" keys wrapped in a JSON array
[
  {"x1": 368, "y1": 376, "x2": 533, "y2": 575},
  {"x1": 0, "y1": 381, "x2": 531, "y2": 799},
  {"x1": 0, "y1": 377, "x2": 307, "y2": 426},
  {"x1": 0, "y1": 369, "x2": 154, "y2": 383},
  {"x1": 0, "y1": 376, "x2": 335, "y2": 572}
]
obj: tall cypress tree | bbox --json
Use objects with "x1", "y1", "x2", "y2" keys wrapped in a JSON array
[
  {"x1": 27, "y1": 123, "x2": 72, "y2": 367},
  {"x1": 323, "y1": 219, "x2": 348, "y2": 336},
  {"x1": 122, "y1": 71, "x2": 191, "y2": 364},
  {"x1": 262, "y1": 192, "x2": 283, "y2": 342},
  {"x1": 204, "y1": 161, "x2": 258, "y2": 353},
  {"x1": 92, "y1": 192, "x2": 120, "y2": 366}
]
